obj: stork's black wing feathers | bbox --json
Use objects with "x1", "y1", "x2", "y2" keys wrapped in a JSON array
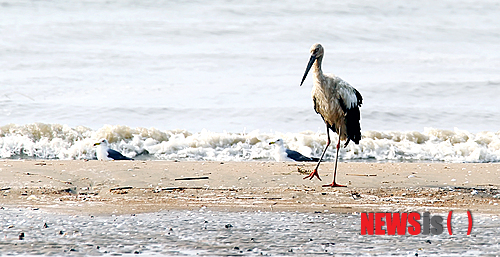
[
  {"x1": 107, "y1": 149, "x2": 134, "y2": 160},
  {"x1": 345, "y1": 107, "x2": 361, "y2": 144},
  {"x1": 344, "y1": 90, "x2": 363, "y2": 145},
  {"x1": 285, "y1": 149, "x2": 319, "y2": 162},
  {"x1": 354, "y1": 88, "x2": 363, "y2": 106}
]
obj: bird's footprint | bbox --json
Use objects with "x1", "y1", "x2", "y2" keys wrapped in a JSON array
[{"x1": 297, "y1": 167, "x2": 310, "y2": 174}]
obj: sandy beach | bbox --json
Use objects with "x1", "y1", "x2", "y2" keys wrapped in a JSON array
[{"x1": 0, "y1": 160, "x2": 498, "y2": 215}]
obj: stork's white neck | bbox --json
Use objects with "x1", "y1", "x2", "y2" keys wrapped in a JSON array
[{"x1": 312, "y1": 56, "x2": 324, "y2": 81}]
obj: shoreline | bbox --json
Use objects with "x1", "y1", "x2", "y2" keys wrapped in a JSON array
[{"x1": 0, "y1": 160, "x2": 499, "y2": 215}]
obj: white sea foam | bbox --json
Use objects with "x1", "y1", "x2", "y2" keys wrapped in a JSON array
[{"x1": 1, "y1": 123, "x2": 499, "y2": 162}]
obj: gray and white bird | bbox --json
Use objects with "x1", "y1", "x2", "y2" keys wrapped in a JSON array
[
  {"x1": 269, "y1": 139, "x2": 319, "y2": 162},
  {"x1": 300, "y1": 43, "x2": 363, "y2": 187},
  {"x1": 94, "y1": 139, "x2": 134, "y2": 161}
]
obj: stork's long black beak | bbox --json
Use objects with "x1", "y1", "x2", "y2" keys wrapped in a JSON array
[{"x1": 300, "y1": 55, "x2": 316, "y2": 86}]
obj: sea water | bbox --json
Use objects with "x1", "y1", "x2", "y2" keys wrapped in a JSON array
[
  {"x1": 1, "y1": 0, "x2": 500, "y2": 162},
  {"x1": 1, "y1": 0, "x2": 499, "y2": 131},
  {"x1": 0, "y1": 123, "x2": 499, "y2": 162}
]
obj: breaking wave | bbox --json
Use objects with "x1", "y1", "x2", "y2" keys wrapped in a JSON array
[{"x1": 0, "y1": 123, "x2": 499, "y2": 162}]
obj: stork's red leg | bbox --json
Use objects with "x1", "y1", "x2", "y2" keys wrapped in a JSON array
[
  {"x1": 323, "y1": 129, "x2": 345, "y2": 187},
  {"x1": 323, "y1": 182, "x2": 346, "y2": 187},
  {"x1": 304, "y1": 125, "x2": 331, "y2": 181},
  {"x1": 304, "y1": 168, "x2": 321, "y2": 181}
]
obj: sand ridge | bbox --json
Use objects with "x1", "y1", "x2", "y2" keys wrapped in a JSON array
[{"x1": 0, "y1": 160, "x2": 499, "y2": 215}]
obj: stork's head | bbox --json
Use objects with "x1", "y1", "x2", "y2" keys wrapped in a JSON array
[
  {"x1": 309, "y1": 43, "x2": 324, "y2": 57},
  {"x1": 300, "y1": 43, "x2": 324, "y2": 86},
  {"x1": 94, "y1": 139, "x2": 110, "y2": 147}
]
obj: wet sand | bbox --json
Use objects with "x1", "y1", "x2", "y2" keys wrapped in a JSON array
[
  {"x1": 2, "y1": 208, "x2": 499, "y2": 256},
  {"x1": 0, "y1": 160, "x2": 499, "y2": 215}
]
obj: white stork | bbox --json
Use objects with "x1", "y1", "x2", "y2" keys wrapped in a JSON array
[{"x1": 300, "y1": 43, "x2": 363, "y2": 187}]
